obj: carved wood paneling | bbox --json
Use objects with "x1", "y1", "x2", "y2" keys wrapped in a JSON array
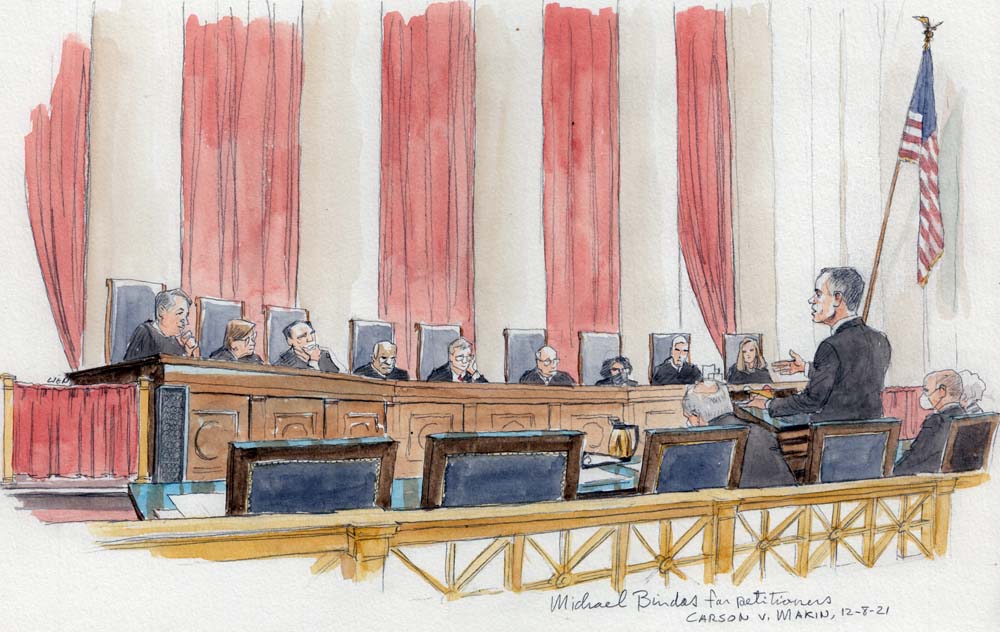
[
  {"x1": 187, "y1": 393, "x2": 249, "y2": 480},
  {"x1": 473, "y1": 404, "x2": 550, "y2": 432},
  {"x1": 252, "y1": 397, "x2": 325, "y2": 441},
  {"x1": 394, "y1": 403, "x2": 463, "y2": 478},
  {"x1": 555, "y1": 404, "x2": 625, "y2": 453}
]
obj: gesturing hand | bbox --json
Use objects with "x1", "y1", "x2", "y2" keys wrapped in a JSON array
[{"x1": 772, "y1": 350, "x2": 805, "y2": 375}]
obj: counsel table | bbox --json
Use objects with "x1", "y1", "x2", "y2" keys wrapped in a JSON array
[{"x1": 67, "y1": 356, "x2": 806, "y2": 482}]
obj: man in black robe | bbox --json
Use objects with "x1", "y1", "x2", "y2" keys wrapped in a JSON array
[
  {"x1": 519, "y1": 345, "x2": 575, "y2": 385},
  {"x1": 652, "y1": 335, "x2": 702, "y2": 385},
  {"x1": 273, "y1": 320, "x2": 341, "y2": 373},
  {"x1": 353, "y1": 341, "x2": 410, "y2": 380},
  {"x1": 123, "y1": 289, "x2": 199, "y2": 361},
  {"x1": 426, "y1": 337, "x2": 487, "y2": 382}
]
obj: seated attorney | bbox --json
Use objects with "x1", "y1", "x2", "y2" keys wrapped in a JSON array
[
  {"x1": 353, "y1": 341, "x2": 410, "y2": 380},
  {"x1": 682, "y1": 380, "x2": 795, "y2": 488},
  {"x1": 208, "y1": 319, "x2": 263, "y2": 364},
  {"x1": 959, "y1": 369, "x2": 987, "y2": 415},
  {"x1": 273, "y1": 320, "x2": 341, "y2": 372},
  {"x1": 519, "y1": 346, "x2": 575, "y2": 386},
  {"x1": 426, "y1": 337, "x2": 488, "y2": 383},
  {"x1": 652, "y1": 336, "x2": 702, "y2": 385},
  {"x1": 895, "y1": 370, "x2": 967, "y2": 476},
  {"x1": 123, "y1": 289, "x2": 199, "y2": 360},
  {"x1": 595, "y1": 356, "x2": 638, "y2": 387},
  {"x1": 727, "y1": 337, "x2": 771, "y2": 384}
]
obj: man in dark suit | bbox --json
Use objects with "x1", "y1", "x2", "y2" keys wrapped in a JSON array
[
  {"x1": 895, "y1": 370, "x2": 967, "y2": 475},
  {"x1": 595, "y1": 356, "x2": 638, "y2": 386},
  {"x1": 426, "y1": 337, "x2": 488, "y2": 383},
  {"x1": 519, "y1": 345, "x2": 575, "y2": 386},
  {"x1": 683, "y1": 381, "x2": 795, "y2": 488},
  {"x1": 748, "y1": 267, "x2": 892, "y2": 422},
  {"x1": 652, "y1": 335, "x2": 702, "y2": 385},
  {"x1": 353, "y1": 341, "x2": 410, "y2": 380},
  {"x1": 273, "y1": 320, "x2": 341, "y2": 373},
  {"x1": 124, "y1": 289, "x2": 200, "y2": 360}
]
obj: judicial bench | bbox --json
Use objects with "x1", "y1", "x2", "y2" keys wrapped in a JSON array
[{"x1": 68, "y1": 355, "x2": 807, "y2": 482}]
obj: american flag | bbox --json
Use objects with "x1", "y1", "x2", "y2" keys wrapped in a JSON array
[{"x1": 898, "y1": 49, "x2": 941, "y2": 286}]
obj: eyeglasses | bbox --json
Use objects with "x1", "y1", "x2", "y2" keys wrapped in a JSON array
[
  {"x1": 539, "y1": 358, "x2": 559, "y2": 366},
  {"x1": 453, "y1": 354, "x2": 473, "y2": 362},
  {"x1": 921, "y1": 384, "x2": 945, "y2": 394}
]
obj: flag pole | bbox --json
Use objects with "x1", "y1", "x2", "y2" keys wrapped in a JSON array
[
  {"x1": 861, "y1": 16, "x2": 940, "y2": 321},
  {"x1": 862, "y1": 161, "x2": 902, "y2": 321}
]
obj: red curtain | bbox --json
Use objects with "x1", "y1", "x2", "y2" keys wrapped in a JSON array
[
  {"x1": 542, "y1": 4, "x2": 621, "y2": 368},
  {"x1": 24, "y1": 36, "x2": 91, "y2": 370},
  {"x1": 675, "y1": 7, "x2": 735, "y2": 356},
  {"x1": 181, "y1": 14, "x2": 304, "y2": 326},
  {"x1": 12, "y1": 383, "x2": 138, "y2": 479},
  {"x1": 882, "y1": 386, "x2": 929, "y2": 440},
  {"x1": 379, "y1": 2, "x2": 476, "y2": 372}
]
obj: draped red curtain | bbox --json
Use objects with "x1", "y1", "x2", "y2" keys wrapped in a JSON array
[
  {"x1": 12, "y1": 383, "x2": 138, "y2": 479},
  {"x1": 24, "y1": 36, "x2": 91, "y2": 370},
  {"x1": 181, "y1": 15, "x2": 304, "y2": 326},
  {"x1": 542, "y1": 4, "x2": 621, "y2": 369},
  {"x1": 675, "y1": 7, "x2": 735, "y2": 356},
  {"x1": 379, "y1": 2, "x2": 476, "y2": 372},
  {"x1": 882, "y1": 386, "x2": 930, "y2": 440}
]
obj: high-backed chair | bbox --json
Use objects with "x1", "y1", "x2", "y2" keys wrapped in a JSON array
[
  {"x1": 503, "y1": 328, "x2": 546, "y2": 383},
  {"x1": 804, "y1": 418, "x2": 901, "y2": 484},
  {"x1": 415, "y1": 322, "x2": 462, "y2": 381},
  {"x1": 195, "y1": 297, "x2": 244, "y2": 359},
  {"x1": 578, "y1": 331, "x2": 622, "y2": 386},
  {"x1": 649, "y1": 332, "x2": 692, "y2": 382},
  {"x1": 225, "y1": 437, "x2": 397, "y2": 515},
  {"x1": 105, "y1": 278, "x2": 166, "y2": 364},
  {"x1": 941, "y1": 412, "x2": 999, "y2": 473},
  {"x1": 264, "y1": 306, "x2": 310, "y2": 364},
  {"x1": 638, "y1": 426, "x2": 749, "y2": 494},
  {"x1": 420, "y1": 430, "x2": 584, "y2": 508},
  {"x1": 349, "y1": 319, "x2": 395, "y2": 373}
]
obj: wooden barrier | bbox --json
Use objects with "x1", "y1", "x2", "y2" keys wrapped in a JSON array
[{"x1": 90, "y1": 471, "x2": 987, "y2": 599}]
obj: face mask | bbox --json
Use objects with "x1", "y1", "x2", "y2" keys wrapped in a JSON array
[
  {"x1": 919, "y1": 393, "x2": 934, "y2": 410},
  {"x1": 611, "y1": 373, "x2": 627, "y2": 385}
]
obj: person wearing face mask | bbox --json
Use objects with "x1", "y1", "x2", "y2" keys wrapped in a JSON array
[
  {"x1": 123, "y1": 289, "x2": 200, "y2": 360},
  {"x1": 746, "y1": 267, "x2": 891, "y2": 422},
  {"x1": 353, "y1": 341, "x2": 410, "y2": 380},
  {"x1": 651, "y1": 335, "x2": 703, "y2": 386},
  {"x1": 208, "y1": 320, "x2": 263, "y2": 364},
  {"x1": 426, "y1": 337, "x2": 488, "y2": 383},
  {"x1": 273, "y1": 320, "x2": 341, "y2": 372},
  {"x1": 595, "y1": 356, "x2": 638, "y2": 387},
  {"x1": 894, "y1": 370, "x2": 966, "y2": 475}
]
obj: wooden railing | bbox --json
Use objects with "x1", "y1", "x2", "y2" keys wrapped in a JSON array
[{"x1": 90, "y1": 471, "x2": 987, "y2": 599}]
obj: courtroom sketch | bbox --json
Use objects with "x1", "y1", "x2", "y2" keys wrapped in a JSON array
[{"x1": 2, "y1": 1, "x2": 999, "y2": 629}]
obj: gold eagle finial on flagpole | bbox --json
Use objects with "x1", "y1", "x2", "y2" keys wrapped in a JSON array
[{"x1": 913, "y1": 16, "x2": 943, "y2": 50}]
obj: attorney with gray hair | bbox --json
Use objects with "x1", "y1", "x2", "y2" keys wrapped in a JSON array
[
  {"x1": 683, "y1": 381, "x2": 795, "y2": 488},
  {"x1": 747, "y1": 266, "x2": 892, "y2": 422}
]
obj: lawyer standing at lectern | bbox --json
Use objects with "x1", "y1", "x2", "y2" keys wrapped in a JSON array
[{"x1": 747, "y1": 267, "x2": 891, "y2": 422}]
